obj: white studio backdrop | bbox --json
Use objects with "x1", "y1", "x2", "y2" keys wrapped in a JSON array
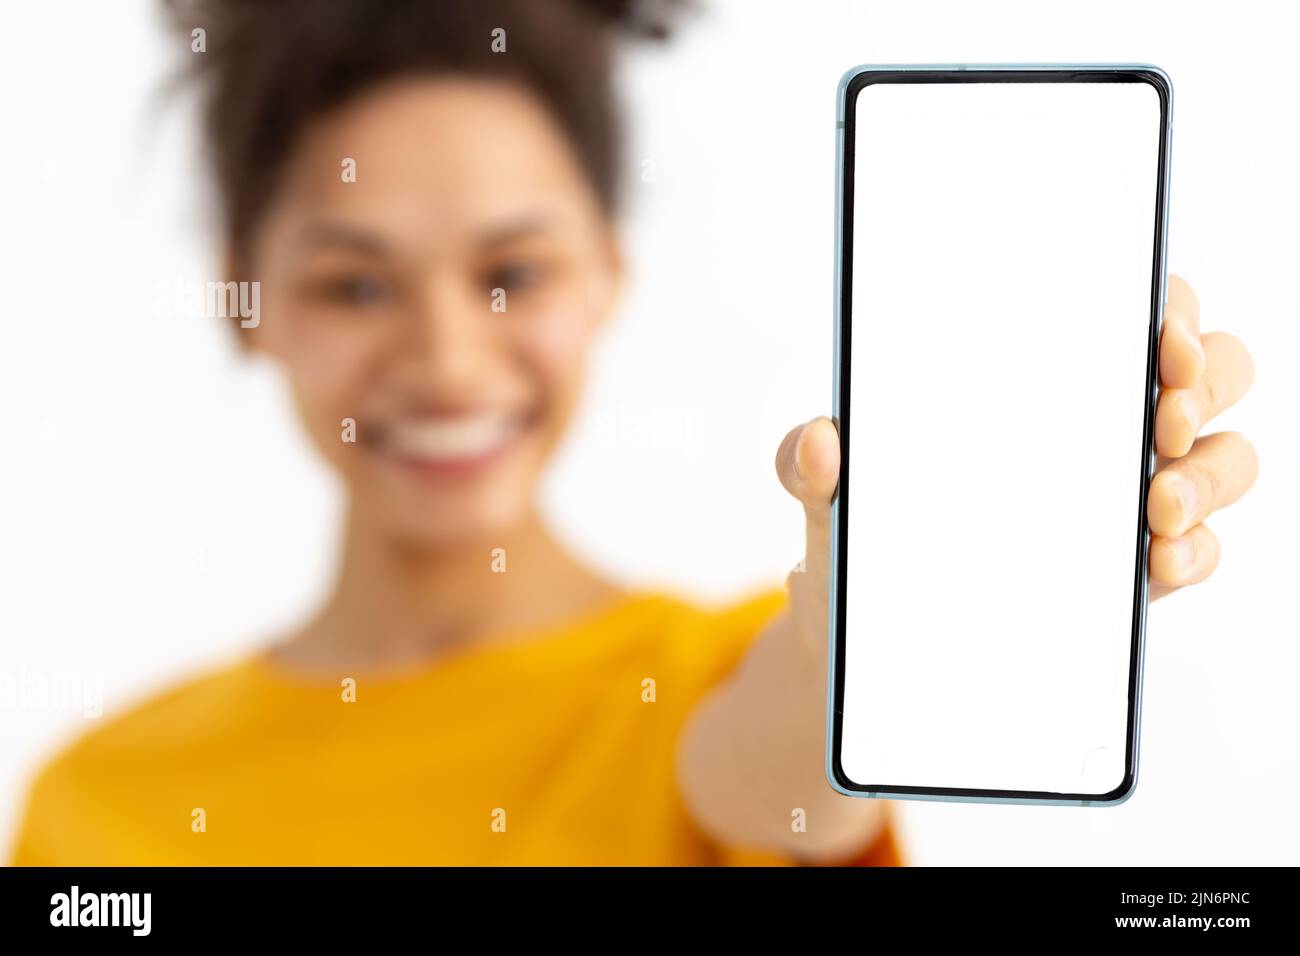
[{"x1": 0, "y1": 0, "x2": 1296, "y2": 864}]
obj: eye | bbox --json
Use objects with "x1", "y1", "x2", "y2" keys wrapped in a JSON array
[
  {"x1": 306, "y1": 274, "x2": 394, "y2": 308},
  {"x1": 485, "y1": 260, "x2": 546, "y2": 293}
]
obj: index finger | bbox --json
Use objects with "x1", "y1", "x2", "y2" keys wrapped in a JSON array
[
  {"x1": 1166, "y1": 274, "x2": 1200, "y2": 328},
  {"x1": 1160, "y1": 274, "x2": 1205, "y2": 390}
]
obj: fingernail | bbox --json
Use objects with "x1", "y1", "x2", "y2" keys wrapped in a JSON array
[
  {"x1": 1172, "y1": 477, "x2": 1198, "y2": 530},
  {"x1": 792, "y1": 428, "x2": 807, "y2": 480},
  {"x1": 1165, "y1": 535, "x2": 1194, "y2": 571}
]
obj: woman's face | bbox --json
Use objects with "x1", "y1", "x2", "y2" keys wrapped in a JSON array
[{"x1": 247, "y1": 77, "x2": 622, "y2": 547}]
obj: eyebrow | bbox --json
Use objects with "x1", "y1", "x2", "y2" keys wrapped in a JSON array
[
  {"x1": 293, "y1": 212, "x2": 561, "y2": 259},
  {"x1": 295, "y1": 221, "x2": 392, "y2": 256},
  {"x1": 476, "y1": 214, "x2": 558, "y2": 249}
]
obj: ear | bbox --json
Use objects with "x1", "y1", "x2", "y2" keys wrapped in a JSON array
[
  {"x1": 590, "y1": 220, "x2": 626, "y2": 329},
  {"x1": 224, "y1": 241, "x2": 267, "y2": 354}
]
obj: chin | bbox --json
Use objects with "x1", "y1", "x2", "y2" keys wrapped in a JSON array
[{"x1": 372, "y1": 486, "x2": 534, "y2": 550}]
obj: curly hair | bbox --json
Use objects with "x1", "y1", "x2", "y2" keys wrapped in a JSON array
[{"x1": 161, "y1": 0, "x2": 690, "y2": 258}]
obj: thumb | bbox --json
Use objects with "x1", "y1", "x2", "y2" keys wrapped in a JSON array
[
  {"x1": 776, "y1": 416, "x2": 841, "y2": 512},
  {"x1": 776, "y1": 417, "x2": 841, "y2": 631}
]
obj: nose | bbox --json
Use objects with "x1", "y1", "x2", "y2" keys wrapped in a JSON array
[{"x1": 402, "y1": 271, "x2": 498, "y2": 387}]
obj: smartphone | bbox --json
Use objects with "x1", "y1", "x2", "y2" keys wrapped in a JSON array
[{"x1": 828, "y1": 64, "x2": 1172, "y2": 806}]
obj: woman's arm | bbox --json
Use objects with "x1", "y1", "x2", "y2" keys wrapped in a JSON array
[
  {"x1": 676, "y1": 275, "x2": 1257, "y2": 862},
  {"x1": 676, "y1": 416, "x2": 882, "y2": 861}
]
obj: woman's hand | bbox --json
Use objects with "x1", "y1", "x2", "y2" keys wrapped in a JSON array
[
  {"x1": 1147, "y1": 275, "x2": 1258, "y2": 599},
  {"x1": 779, "y1": 276, "x2": 1258, "y2": 614}
]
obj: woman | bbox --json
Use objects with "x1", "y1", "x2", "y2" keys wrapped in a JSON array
[{"x1": 10, "y1": 0, "x2": 1257, "y2": 866}]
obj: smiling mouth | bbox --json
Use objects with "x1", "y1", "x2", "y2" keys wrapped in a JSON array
[{"x1": 370, "y1": 411, "x2": 531, "y2": 475}]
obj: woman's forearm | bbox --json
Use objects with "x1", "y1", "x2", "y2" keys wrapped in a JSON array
[{"x1": 675, "y1": 606, "x2": 886, "y2": 861}]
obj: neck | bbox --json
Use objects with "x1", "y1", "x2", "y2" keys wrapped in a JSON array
[{"x1": 274, "y1": 502, "x2": 622, "y2": 674}]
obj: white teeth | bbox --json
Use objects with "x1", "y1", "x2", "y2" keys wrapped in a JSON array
[{"x1": 384, "y1": 413, "x2": 519, "y2": 461}]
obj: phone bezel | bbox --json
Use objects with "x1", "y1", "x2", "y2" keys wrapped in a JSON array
[{"x1": 828, "y1": 64, "x2": 1173, "y2": 806}]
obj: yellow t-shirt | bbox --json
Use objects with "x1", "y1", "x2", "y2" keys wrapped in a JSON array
[{"x1": 10, "y1": 587, "x2": 897, "y2": 866}]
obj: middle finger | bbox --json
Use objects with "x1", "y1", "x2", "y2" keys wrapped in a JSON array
[{"x1": 1155, "y1": 331, "x2": 1255, "y2": 458}]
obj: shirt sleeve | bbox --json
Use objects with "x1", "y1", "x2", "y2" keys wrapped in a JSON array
[{"x1": 7, "y1": 750, "x2": 80, "y2": 866}]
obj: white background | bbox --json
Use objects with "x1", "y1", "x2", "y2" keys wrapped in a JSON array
[{"x1": 0, "y1": 0, "x2": 1296, "y2": 864}]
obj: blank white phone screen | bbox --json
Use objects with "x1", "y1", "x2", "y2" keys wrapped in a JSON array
[{"x1": 841, "y1": 80, "x2": 1163, "y2": 797}]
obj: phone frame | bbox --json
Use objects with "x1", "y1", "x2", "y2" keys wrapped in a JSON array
[{"x1": 828, "y1": 63, "x2": 1173, "y2": 806}]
